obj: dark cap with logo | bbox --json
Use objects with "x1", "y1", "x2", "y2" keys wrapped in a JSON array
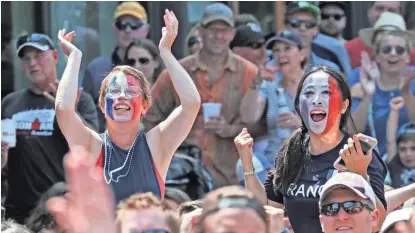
[
  {"x1": 285, "y1": 1, "x2": 321, "y2": 18},
  {"x1": 201, "y1": 3, "x2": 235, "y2": 27},
  {"x1": 265, "y1": 29, "x2": 305, "y2": 50},
  {"x1": 230, "y1": 23, "x2": 265, "y2": 48},
  {"x1": 16, "y1": 33, "x2": 55, "y2": 58}
]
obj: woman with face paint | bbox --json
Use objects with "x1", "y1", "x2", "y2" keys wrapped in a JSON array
[
  {"x1": 54, "y1": 10, "x2": 201, "y2": 203},
  {"x1": 235, "y1": 65, "x2": 388, "y2": 233}
]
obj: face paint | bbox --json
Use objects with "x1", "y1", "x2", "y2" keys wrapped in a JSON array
[
  {"x1": 299, "y1": 71, "x2": 342, "y2": 135},
  {"x1": 104, "y1": 74, "x2": 142, "y2": 122}
]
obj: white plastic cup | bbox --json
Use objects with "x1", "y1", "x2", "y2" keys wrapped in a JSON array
[{"x1": 202, "y1": 103, "x2": 222, "y2": 123}]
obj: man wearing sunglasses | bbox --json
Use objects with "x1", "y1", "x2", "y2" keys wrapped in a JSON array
[
  {"x1": 1, "y1": 33, "x2": 98, "y2": 224},
  {"x1": 318, "y1": 2, "x2": 347, "y2": 44},
  {"x1": 319, "y1": 172, "x2": 380, "y2": 233},
  {"x1": 83, "y1": 1, "x2": 150, "y2": 133},
  {"x1": 284, "y1": 1, "x2": 351, "y2": 78}
]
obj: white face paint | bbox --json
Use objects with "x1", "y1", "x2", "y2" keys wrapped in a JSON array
[
  {"x1": 299, "y1": 71, "x2": 330, "y2": 134},
  {"x1": 104, "y1": 74, "x2": 141, "y2": 122}
]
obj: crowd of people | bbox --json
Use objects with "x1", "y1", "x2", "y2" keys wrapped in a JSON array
[{"x1": 1, "y1": 1, "x2": 415, "y2": 233}]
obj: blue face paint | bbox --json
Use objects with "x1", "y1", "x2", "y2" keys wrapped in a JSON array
[{"x1": 105, "y1": 97, "x2": 115, "y2": 120}]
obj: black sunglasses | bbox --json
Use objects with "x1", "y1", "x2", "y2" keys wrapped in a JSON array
[
  {"x1": 16, "y1": 33, "x2": 54, "y2": 49},
  {"x1": 115, "y1": 20, "x2": 146, "y2": 31},
  {"x1": 320, "y1": 201, "x2": 374, "y2": 216},
  {"x1": 285, "y1": 18, "x2": 317, "y2": 29},
  {"x1": 321, "y1": 13, "x2": 345, "y2": 21},
  {"x1": 381, "y1": 44, "x2": 407, "y2": 55},
  {"x1": 244, "y1": 41, "x2": 265, "y2": 50},
  {"x1": 126, "y1": 57, "x2": 151, "y2": 66}
]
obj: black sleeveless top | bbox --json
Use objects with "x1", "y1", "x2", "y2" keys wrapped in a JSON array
[{"x1": 97, "y1": 131, "x2": 164, "y2": 204}]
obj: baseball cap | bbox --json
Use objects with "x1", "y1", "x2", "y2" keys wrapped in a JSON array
[
  {"x1": 265, "y1": 29, "x2": 305, "y2": 50},
  {"x1": 230, "y1": 23, "x2": 265, "y2": 49},
  {"x1": 285, "y1": 1, "x2": 321, "y2": 18},
  {"x1": 318, "y1": 1, "x2": 347, "y2": 13},
  {"x1": 16, "y1": 33, "x2": 55, "y2": 58},
  {"x1": 236, "y1": 155, "x2": 271, "y2": 187},
  {"x1": 397, "y1": 122, "x2": 415, "y2": 141},
  {"x1": 201, "y1": 186, "x2": 267, "y2": 222},
  {"x1": 319, "y1": 172, "x2": 377, "y2": 208},
  {"x1": 201, "y1": 3, "x2": 234, "y2": 27},
  {"x1": 114, "y1": 1, "x2": 147, "y2": 21},
  {"x1": 380, "y1": 207, "x2": 412, "y2": 233}
]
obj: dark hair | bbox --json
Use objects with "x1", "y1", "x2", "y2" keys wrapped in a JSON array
[
  {"x1": 1, "y1": 219, "x2": 32, "y2": 233},
  {"x1": 178, "y1": 200, "x2": 203, "y2": 216},
  {"x1": 25, "y1": 182, "x2": 68, "y2": 232},
  {"x1": 273, "y1": 65, "x2": 357, "y2": 192}
]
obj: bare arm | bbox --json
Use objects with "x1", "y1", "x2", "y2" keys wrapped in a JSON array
[
  {"x1": 147, "y1": 10, "x2": 201, "y2": 179},
  {"x1": 385, "y1": 183, "x2": 415, "y2": 214},
  {"x1": 240, "y1": 83, "x2": 267, "y2": 124},
  {"x1": 54, "y1": 30, "x2": 101, "y2": 158},
  {"x1": 351, "y1": 95, "x2": 372, "y2": 132},
  {"x1": 386, "y1": 97, "x2": 404, "y2": 162}
]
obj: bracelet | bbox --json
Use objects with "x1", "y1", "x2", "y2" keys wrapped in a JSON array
[
  {"x1": 244, "y1": 166, "x2": 256, "y2": 176},
  {"x1": 250, "y1": 78, "x2": 262, "y2": 90}
]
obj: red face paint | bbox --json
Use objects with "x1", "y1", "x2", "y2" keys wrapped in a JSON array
[
  {"x1": 127, "y1": 75, "x2": 142, "y2": 120},
  {"x1": 322, "y1": 77, "x2": 342, "y2": 134}
]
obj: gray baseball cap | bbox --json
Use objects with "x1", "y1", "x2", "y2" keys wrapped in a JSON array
[{"x1": 201, "y1": 3, "x2": 234, "y2": 27}]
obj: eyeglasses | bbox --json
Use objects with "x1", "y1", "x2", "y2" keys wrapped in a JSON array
[
  {"x1": 321, "y1": 13, "x2": 345, "y2": 21},
  {"x1": 244, "y1": 41, "x2": 265, "y2": 50},
  {"x1": 16, "y1": 33, "x2": 54, "y2": 49},
  {"x1": 126, "y1": 57, "x2": 151, "y2": 66},
  {"x1": 115, "y1": 20, "x2": 146, "y2": 31},
  {"x1": 285, "y1": 18, "x2": 317, "y2": 29},
  {"x1": 106, "y1": 86, "x2": 141, "y2": 99},
  {"x1": 381, "y1": 44, "x2": 407, "y2": 55},
  {"x1": 320, "y1": 201, "x2": 374, "y2": 216}
]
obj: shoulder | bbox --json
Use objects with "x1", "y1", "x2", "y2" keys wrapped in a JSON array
[
  {"x1": 314, "y1": 33, "x2": 344, "y2": 49},
  {"x1": 2, "y1": 89, "x2": 28, "y2": 105}
]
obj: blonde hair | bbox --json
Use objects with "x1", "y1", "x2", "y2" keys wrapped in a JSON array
[
  {"x1": 374, "y1": 30, "x2": 414, "y2": 54},
  {"x1": 98, "y1": 65, "x2": 152, "y2": 111}
]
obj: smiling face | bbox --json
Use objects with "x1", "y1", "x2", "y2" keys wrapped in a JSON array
[
  {"x1": 104, "y1": 73, "x2": 142, "y2": 122},
  {"x1": 375, "y1": 35, "x2": 410, "y2": 75},
  {"x1": 299, "y1": 71, "x2": 343, "y2": 135}
]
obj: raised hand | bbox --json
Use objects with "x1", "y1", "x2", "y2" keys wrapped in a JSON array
[
  {"x1": 389, "y1": 96, "x2": 405, "y2": 112},
  {"x1": 360, "y1": 51, "x2": 378, "y2": 97},
  {"x1": 234, "y1": 128, "x2": 254, "y2": 165},
  {"x1": 58, "y1": 29, "x2": 80, "y2": 56},
  {"x1": 401, "y1": 68, "x2": 415, "y2": 94},
  {"x1": 47, "y1": 146, "x2": 116, "y2": 233},
  {"x1": 159, "y1": 9, "x2": 178, "y2": 52}
]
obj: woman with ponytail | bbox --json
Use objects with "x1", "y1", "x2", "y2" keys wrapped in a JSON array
[{"x1": 235, "y1": 65, "x2": 387, "y2": 233}]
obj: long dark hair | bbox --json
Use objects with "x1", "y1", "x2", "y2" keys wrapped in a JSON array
[{"x1": 273, "y1": 65, "x2": 357, "y2": 193}]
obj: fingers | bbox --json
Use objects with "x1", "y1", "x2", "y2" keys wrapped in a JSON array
[{"x1": 353, "y1": 135, "x2": 364, "y2": 156}]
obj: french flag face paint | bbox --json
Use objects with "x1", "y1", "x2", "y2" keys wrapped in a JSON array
[
  {"x1": 105, "y1": 74, "x2": 142, "y2": 122},
  {"x1": 299, "y1": 71, "x2": 342, "y2": 135}
]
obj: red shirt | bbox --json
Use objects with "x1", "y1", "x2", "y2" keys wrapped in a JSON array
[{"x1": 345, "y1": 37, "x2": 415, "y2": 69}]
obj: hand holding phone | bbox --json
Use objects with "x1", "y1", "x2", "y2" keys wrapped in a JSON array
[{"x1": 334, "y1": 134, "x2": 377, "y2": 172}]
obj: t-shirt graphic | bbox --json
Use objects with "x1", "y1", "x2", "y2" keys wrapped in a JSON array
[{"x1": 12, "y1": 108, "x2": 55, "y2": 136}]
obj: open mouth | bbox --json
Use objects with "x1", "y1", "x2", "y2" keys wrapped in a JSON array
[
  {"x1": 114, "y1": 104, "x2": 131, "y2": 111},
  {"x1": 387, "y1": 60, "x2": 399, "y2": 65},
  {"x1": 309, "y1": 110, "x2": 327, "y2": 122},
  {"x1": 336, "y1": 227, "x2": 352, "y2": 231}
]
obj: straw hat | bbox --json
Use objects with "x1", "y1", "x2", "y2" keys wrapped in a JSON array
[{"x1": 359, "y1": 12, "x2": 415, "y2": 47}]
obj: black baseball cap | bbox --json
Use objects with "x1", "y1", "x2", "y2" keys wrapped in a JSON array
[
  {"x1": 16, "y1": 33, "x2": 55, "y2": 58},
  {"x1": 230, "y1": 23, "x2": 265, "y2": 49},
  {"x1": 318, "y1": 1, "x2": 347, "y2": 12},
  {"x1": 285, "y1": 1, "x2": 321, "y2": 18},
  {"x1": 265, "y1": 29, "x2": 305, "y2": 50}
]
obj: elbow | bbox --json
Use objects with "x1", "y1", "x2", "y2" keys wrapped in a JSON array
[
  {"x1": 240, "y1": 108, "x2": 260, "y2": 124},
  {"x1": 183, "y1": 92, "x2": 201, "y2": 111}
]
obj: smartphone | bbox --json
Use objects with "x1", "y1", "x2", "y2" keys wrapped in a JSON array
[{"x1": 333, "y1": 134, "x2": 378, "y2": 171}]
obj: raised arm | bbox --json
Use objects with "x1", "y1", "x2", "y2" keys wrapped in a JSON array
[
  {"x1": 386, "y1": 97, "x2": 404, "y2": 162},
  {"x1": 55, "y1": 29, "x2": 101, "y2": 155},
  {"x1": 147, "y1": 10, "x2": 201, "y2": 178}
]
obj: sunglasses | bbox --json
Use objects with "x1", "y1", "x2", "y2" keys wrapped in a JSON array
[
  {"x1": 320, "y1": 201, "x2": 374, "y2": 216},
  {"x1": 381, "y1": 44, "x2": 407, "y2": 55},
  {"x1": 126, "y1": 57, "x2": 151, "y2": 66},
  {"x1": 321, "y1": 13, "x2": 345, "y2": 21},
  {"x1": 285, "y1": 18, "x2": 317, "y2": 29},
  {"x1": 16, "y1": 33, "x2": 54, "y2": 49},
  {"x1": 244, "y1": 41, "x2": 265, "y2": 50},
  {"x1": 115, "y1": 20, "x2": 146, "y2": 31}
]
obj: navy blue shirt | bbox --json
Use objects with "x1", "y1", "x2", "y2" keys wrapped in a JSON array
[{"x1": 265, "y1": 134, "x2": 387, "y2": 233}]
